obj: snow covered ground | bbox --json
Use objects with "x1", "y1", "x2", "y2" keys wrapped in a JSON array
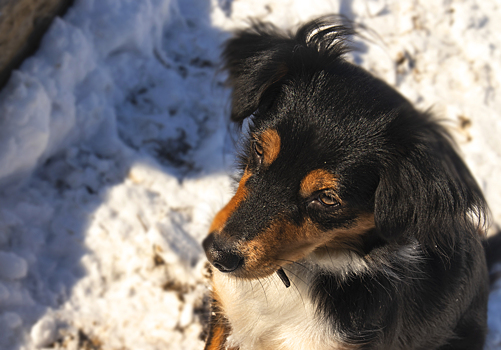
[{"x1": 0, "y1": 0, "x2": 500, "y2": 349}]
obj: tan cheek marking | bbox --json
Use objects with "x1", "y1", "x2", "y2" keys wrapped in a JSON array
[
  {"x1": 209, "y1": 171, "x2": 251, "y2": 233},
  {"x1": 300, "y1": 169, "x2": 339, "y2": 198},
  {"x1": 238, "y1": 214, "x2": 375, "y2": 278},
  {"x1": 239, "y1": 218, "x2": 323, "y2": 277},
  {"x1": 260, "y1": 129, "x2": 281, "y2": 166},
  {"x1": 323, "y1": 213, "x2": 375, "y2": 253}
]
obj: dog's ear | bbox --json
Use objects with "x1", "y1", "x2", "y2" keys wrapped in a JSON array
[
  {"x1": 374, "y1": 120, "x2": 486, "y2": 252},
  {"x1": 223, "y1": 17, "x2": 354, "y2": 124},
  {"x1": 222, "y1": 23, "x2": 291, "y2": 123}
]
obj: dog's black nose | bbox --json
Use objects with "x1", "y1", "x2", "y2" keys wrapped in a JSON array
[
  {"x1": 212, "y1": 251, "x2": 243, "y2": 272},
  {"x1": 203, "y1": 233, "x2": 243, "y2": 273}
]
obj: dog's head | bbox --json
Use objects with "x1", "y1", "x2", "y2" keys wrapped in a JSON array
[{"x1": 203, "y1": 17, "x2": 486, "y2": 280}]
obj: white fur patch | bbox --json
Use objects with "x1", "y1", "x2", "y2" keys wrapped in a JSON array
[
  {"x1": 307, "y1": 248, "x2": 368, "y2": 277},
  {"x1": 212, "y1": 242, "x2": 423, "y2": 350},
  {"x1": 212, "y1": 248, "x2": 369, "y2": 349},
  {"x1": 214, "y1": 267, "x2": 346, "y2": 350}
]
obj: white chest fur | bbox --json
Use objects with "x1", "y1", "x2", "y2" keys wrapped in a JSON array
[
  {"x1": 213, "y1": 264, "x2": 348, "y2": 350},
  {"x1": 211, "y1": 243, "x2": 421, "y2": 349}
]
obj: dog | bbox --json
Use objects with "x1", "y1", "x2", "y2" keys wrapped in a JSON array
[{"x1": 202, "y1": 16, "x2": 491, "y2": 350}]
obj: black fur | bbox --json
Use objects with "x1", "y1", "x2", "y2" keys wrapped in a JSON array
[{"x1": 210, "y1": 16, "x2": 492, "y2": 349}]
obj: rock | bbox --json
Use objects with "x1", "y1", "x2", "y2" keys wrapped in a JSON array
[{"x1": 0, "y1": 0, "x2": 74, "y2": 89}]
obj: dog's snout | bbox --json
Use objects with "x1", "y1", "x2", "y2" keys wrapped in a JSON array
[{"x1": 203, "y1": 232, "x2": 243, "y2": 273}]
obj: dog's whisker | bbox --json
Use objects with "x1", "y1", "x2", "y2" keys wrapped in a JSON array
[
  {"x1": 323, "y1": 244, "x2": 335, "y2": 269},
  {"x1": 267, "y1": 269, "x2": 285, "y2": 294},
  {"x1": 280, "y1": 266, "x2": 308, "y2": 286},
  {"x1": 275, "y1": 258, "x2": 313, "y2": 273},
  {"x1": 257, "y1": 277, "x2": 269, "y2": 306},
  {"x1": 276, "y1": 265, "x2": 307, "y2": 308}
]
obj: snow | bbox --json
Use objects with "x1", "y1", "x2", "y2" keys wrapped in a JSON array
[
  {"x1": 0, "y1": 0, "x2": 499, "y2": 349},
  {"x1": 30, "y1": 316, "x2": 58, "y2": 348},
  {"x1": 0, "y1": 252, "x2": 28, "y2": 280}
]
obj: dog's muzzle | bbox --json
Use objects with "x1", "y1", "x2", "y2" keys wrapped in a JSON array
[{"x1": 203, "y1": 233, "x2": 291, "y2": 288}]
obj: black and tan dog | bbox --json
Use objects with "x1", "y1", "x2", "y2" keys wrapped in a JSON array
[{"x1": 202, "y1": 17, "x2": 492, "y2": 350}]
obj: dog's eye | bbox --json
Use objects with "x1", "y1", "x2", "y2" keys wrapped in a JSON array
[
  {"x1": 307, "y1": 191, "x2": 340, "y2": 211},
  {"x1": 317, "y1": 192, "x2": 339, "y2": 207},
  {"x1": 253, "y1": 141, "x2": 264, "y2": 158}
]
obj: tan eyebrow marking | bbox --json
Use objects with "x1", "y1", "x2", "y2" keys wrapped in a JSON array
[
  {"x1": 300, "y1": 169, "x2": 339, "y2": 198},
  {"x1": 209, "y1": 170, "x2": 251, "y2": 233},
  {"x1": 260, "y1": 129, "x2": 281, "y2": 166}
]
